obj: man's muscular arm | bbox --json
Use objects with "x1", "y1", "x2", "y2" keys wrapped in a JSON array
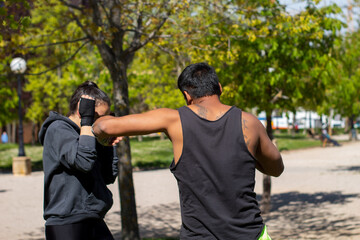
[
  {"x1": 242, "y1": 112, "x2": 284, "y2": 177},
  {"x1": 92, "y1": 108, "x2": 179, "y2": 139}
]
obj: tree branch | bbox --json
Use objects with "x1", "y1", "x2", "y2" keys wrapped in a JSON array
[
  {"x1": 25, "y1": 40, "x2": 90, "y2": 76},
  {"x1": 67, "y1": 7, "x2": 94, "y2": 42},
  {"x1": 124, "y1": 1, "x2": 175, "y2": 55},
  {"x1": 22, "y1": 37, "x2": 89, "y2": 49},
  {"x1": 88, "y1": 0, "x2": 103, "y2": 27},
  {"x1": 59, "y1": 0, "x2": 85, "y2": 12}
]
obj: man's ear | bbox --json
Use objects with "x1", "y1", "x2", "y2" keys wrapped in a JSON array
[
  {"x1": 219, "y1": 83, "x2": 223, "y2": 95},
  {"x1": 184, "y1": 91, "x2": 193, "y2": 105}
]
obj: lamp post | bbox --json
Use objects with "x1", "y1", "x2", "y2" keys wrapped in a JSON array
[
  {"x1": 10, "y1": 57, "x2": 27, "y2": 156},
  {"x1": 10, "y1": 57, "x2": 31, "y2": 175}
]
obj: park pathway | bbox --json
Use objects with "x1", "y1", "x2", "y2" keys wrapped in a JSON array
[{"x1": 0, "y1": 140, "x2": 360, "y2": 239}]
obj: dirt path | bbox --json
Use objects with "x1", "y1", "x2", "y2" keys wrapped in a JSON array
[{"x1": 1, "y1": 141, "x2": 360, "y2": 239}]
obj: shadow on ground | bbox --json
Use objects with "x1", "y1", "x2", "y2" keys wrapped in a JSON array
[
  {"x1": 106, "y1": 203, "x2": 181, "y2": 240},
  {"x1": 20, "y1": 191, "x2": 360, "y2": 240},
  {"x1": 331, "y1": 165, "x2": 360, "y2": 173},
  {"x1": 107, "y1": 191, "x2": 360, "y2": 239},
  {"x1": 258, "y1": 191, "x2": 360, "y2": 239},
  {"x1": 18, "y1": 227, "x2": 45, "y2": 240}
]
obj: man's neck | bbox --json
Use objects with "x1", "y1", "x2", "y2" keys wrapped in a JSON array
[
  {"x1": 191, "y1": 95, "x2": 221, "y2": 106},
  {"x1": 188, "y1": 95, "x2": 231, "y2": 121}
]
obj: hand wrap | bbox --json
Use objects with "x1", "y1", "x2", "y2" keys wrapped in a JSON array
[{"x1": 79, "y1": 98, "x2": 95, "y2": 126}]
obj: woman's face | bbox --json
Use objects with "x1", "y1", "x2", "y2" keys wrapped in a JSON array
[{"x1": 94, "y1": 102, "x2": 110, "y2": 120}]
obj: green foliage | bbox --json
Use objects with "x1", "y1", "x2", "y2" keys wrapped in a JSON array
[
  {"x1": 213, "y1": 1, "x2": 343, "y2": 114},
  {"x1": 11, "y1": 0, "x2": 191, "y2": 123},
  {"x1": 128, "y1": 46, "x2": 185, "y2": 111},
  {"x1": 0, "y1": 77, "x2": 17, "y2": 124},
  {"x1": 322, "y1": 30, "x2": 360, "y2": 118},
  {"x1": 0, "y1": 0, "x2": 32, "y2": 41},
  {"x1": 25, "y1": 45, "x2": 112, "y2": 122},
  {"x1": 0, "y1": 0, "x2": 352, "y2": 129},
  {"x1": 0, "y1": 1, "x2": 34, "y2": 126},
  {"x1": 128, "y1": 0, "x2": 345, "y2": 120},
  {"x1": 17, "y1": 0, "x2": 115, "y2": 122}
]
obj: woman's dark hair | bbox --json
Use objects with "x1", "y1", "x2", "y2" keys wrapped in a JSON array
[
  {"x1": 68, "y1": 81, "x2": 111, "y2": 115},
  {"x1": 177, "y1": 62, "x2": 221, "y2": 99}
]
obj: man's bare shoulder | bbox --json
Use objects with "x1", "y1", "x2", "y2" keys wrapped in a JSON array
[
  {"x1": 145, "y1": 108, "x2": 181, "y2": 125},
  {"x1": 151, "y1": 108, "x2": 180, "y2": 118},
  {"x1": 241, "y1": 111, "x2": 263, "y2": 153},
  {"x1": 241, "y1": 111, "x2": 263, "y2": 128}
]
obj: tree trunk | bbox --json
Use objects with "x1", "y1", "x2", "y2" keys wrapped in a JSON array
[
  {"x1": 262, "y1": 110, "x2": 273, "y2": 214},
  {"x1": 328, "y1": 109, "x2": 334, "y2": 136},
  {"x1": 116, "y1": 137, "x2": 139, "y2": 240},
  {"x1": 349, "y1": 115, "x2": 357, "y2": 141},
  {"x1": 291, "y1": 111, "x2": 296, "y2": 137},
  {"x1": 31, "y1": 121, "x2": 36, "y2": 146},
  {"x1": 12, "y1": 121, "x2": 16, "y2": 143},
  {"x1": 286, "y1": 115, "x2": 291, "y2": 134},
  {"x1": 112, "y1": 64, "x2": 140, "y2": 240},
  {"x1": 262, "y1": 174, "x2": 271, "y2": 214},
  {"x1": 160, "y1": 132, "x2": 165, "y2": 140},
  {"x1": 6, "y1": 123, "x2": 12, "y2": 143},
  {"x1": 99, "y1": 54, "x2": 139, "y2": 239},
  {"x1": 265, "y1": 110, "x2": 273, "y2": 140},
  {"x1": 345, "y1": 117, "x2": 349, "y2": 133},
  {"x1": 95, "y1": 38, "x2": 140, "y2": 239}
]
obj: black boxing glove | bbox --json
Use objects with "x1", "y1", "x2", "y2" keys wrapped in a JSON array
[{"x1": 79, "y1": 98, "x2": 95, "y2": 126}]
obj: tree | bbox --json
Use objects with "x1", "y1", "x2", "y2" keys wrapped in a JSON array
[
  {"x1": 324, "y1": 31, "x2": 360, "y2": 139},
  {"x1": 122, "y1": 0, "x2": 344, "y2": 213},
  {"x1": 21, "y1": 1, "x2": 189, "y2": 238},
  {"x1": 184, "y1": 0, "x2": 343, "y2": 212},
  {"x1": 0, "y1": 0, "x2": 32, "y2": 128}
]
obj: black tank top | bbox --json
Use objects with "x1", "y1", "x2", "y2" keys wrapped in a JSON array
[{"x1": 170, "y1": 106, "x2": 264, "y2": 239}]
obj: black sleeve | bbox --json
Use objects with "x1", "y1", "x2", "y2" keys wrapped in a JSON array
[
  {"x1": 97, "y1": 143, "x2": 119, "y2": 184},
  {"x1": 49, "y1": 121, "x2": 97, "y2": 173}
]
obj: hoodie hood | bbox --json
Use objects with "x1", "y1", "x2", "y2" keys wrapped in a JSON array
[{"x1": 38, "y1": 111, "x2": 79, "y2": 145}]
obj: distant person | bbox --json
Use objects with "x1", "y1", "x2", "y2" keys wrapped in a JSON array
[
  {"x1": 1, "y1": 131, "x2": 8, "y2": 143},
  {"x1": 38, "y1": 81, "x2": 121, "y2": 240},
  {"x1": 321, "y1": 124, "x2": 341, "y2": 146},
  {"x1": 92, "y1": 62, "x2": 284, "y2": 239}
]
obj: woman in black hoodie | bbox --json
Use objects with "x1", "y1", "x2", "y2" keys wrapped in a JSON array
[{"x1": 39, "y1": 81, "x2": 121, "y2": 240}]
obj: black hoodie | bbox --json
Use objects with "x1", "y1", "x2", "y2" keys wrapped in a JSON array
[{"x1": 39, "y1": 111, "x2": 118, "y2": 225}]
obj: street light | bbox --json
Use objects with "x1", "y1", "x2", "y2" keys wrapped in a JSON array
[{"x1": 10, "y1": 57, "x2": 27, "y2": 158}]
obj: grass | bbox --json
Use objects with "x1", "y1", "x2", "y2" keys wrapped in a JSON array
[
  {"x1": 0, "y1": 143, "x2": 44, "y2": 171},
  {"x1": 274, "y1": 133, "x2": 322, "y2": 152},
  {"x1": 0, "y1": 132, "x2": 340, "y2": 171},
  {"x1": 130, "y1": 136, "x2": 173, "y2": 169},
  {"x1": 0, "y1": 136, "x2": 174, "y2": 171}
]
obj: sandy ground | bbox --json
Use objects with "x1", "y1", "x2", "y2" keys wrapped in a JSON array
[{"x1": 1, "y1": 137, "x2": 360, "y2": 240}]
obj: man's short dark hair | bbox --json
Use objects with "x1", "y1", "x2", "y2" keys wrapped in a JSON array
[{"x1": 178, "y1": 62, "x2": 221, "y2": 99}]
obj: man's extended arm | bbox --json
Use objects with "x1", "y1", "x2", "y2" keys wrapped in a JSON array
[{"x1": 92, "y1": 108, "x2": 178, "y2": 139}]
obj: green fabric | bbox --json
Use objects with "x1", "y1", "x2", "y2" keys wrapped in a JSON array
[{"x1": 258, "y1": 225, "x2": 272, "y2": 240}]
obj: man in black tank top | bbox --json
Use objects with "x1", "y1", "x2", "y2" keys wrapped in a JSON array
[{"x1": 93, "y1": 62, "x2": 284, "y2": 239}]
